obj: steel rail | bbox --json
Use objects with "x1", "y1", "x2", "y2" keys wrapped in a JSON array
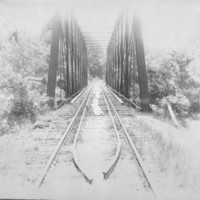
[
  {"x1": 72, "y1": 84, "x2": 94, "y2": 184},
  {"x1": 101, "y1": 87, "x2": 121, "y2": 179},
  {"x1": 102, "y1": 85, "x2": 157, "y2": 199},
  {"x1": 106, "y1": 84, "x2": 123, "y2": 104},
  {"x1": 56, "y1": 86, "x2": 88, "y2": 109},
  {"x1": 36, "y1": 84, "x2": 93, "y2": 188},
  {"x1": 70, "y1": 86, "x2": 88, "y2": 104},
  {"x1": 106, "y1": 84, "x2": 142, "y2": 110}
]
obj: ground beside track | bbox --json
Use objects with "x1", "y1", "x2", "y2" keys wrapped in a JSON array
[{"x1": 0, "y1": 81, "x2": 200, "y2": 199}]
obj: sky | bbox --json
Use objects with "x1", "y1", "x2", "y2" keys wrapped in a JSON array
[
  {"x1": 140, "y1": 0, "x2": 200, "y2": 50},
  {"x1": 1, "y1": 0, "x2": 200, "y2": 51}
]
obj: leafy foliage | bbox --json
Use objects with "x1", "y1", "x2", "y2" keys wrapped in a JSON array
[
  {"x1": 0, "y1": 30, "x2": 49, "y2": 128},
  {"x1": 87, "y1": 45, "x2": 105, "y2": 78},
  {"x1": 147, "y1": 50, "x2": 200, "y2": 118},
  {"x1": 1, "y1": 32, "x2": 49, "y2": 76},
  {"x1": 0, "y1": 119, "x2": 9, "y2": 136},
  {"x1": 1, "y1": 72, "x2": 48, "y2": 126}
]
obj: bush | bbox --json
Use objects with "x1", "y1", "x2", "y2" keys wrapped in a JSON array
[
  {"x1": 147, "y1": 50, "x2": 200, "y2": 119},
  {"x1": 0, "y1": 29, "x2": 49, "y2": 129},
  {"x1": 2, "y1": 73, "x2": 48, "y2": 126},
  {"x1": 0, "y1": 120, "x2": 9, "y2": 136},
  {"x1": 160, "y1": 94, "x2": 191, "y2": 118}
]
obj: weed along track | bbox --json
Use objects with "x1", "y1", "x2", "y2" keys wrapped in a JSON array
[{"x1": 36, "y1": 80, "x2": 156, "y2": 199}]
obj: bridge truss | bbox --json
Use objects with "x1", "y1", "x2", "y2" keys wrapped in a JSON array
[
  {"x1": 106, "y1": 12, "x2": 150, "y2": 112},
  {"x1": 46, "y1": 10, "x2": 150, "y2": 112},
  {"x1": 47, "y1": 12, "x2": 88, "y2": 108}
]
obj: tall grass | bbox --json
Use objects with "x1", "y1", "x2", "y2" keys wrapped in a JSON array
[{"x1": 128, "y1": 112, "x2": 200, "y2": 195}]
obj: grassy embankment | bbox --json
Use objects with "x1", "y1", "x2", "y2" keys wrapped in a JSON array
[{"x1": 126, "y1": 111, "x2": 200, "y2": 198}]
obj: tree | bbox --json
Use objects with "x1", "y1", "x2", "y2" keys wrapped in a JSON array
[
  {"x1": 146, "y1": 50, "x2": 200, "y2": 118},
  {"x1": 0, "y1": 22, "x2": 49, "y2": 126},
  {"x1": 87, "y1": 44, "x2": 105, "y2": 79}
]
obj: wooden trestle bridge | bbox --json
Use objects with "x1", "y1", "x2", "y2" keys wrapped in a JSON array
[{"x1": 47, "y1": 10, "x2": 150, "y2": 112}]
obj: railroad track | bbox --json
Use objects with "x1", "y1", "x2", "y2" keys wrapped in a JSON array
[
  {"x1": 101, "y1": 83, "x2": 156, "y2": 199},
  {"x1": 74, "y1": 82, "x2": 121, "y2": 182},
  {"x1": 36, "y1": 83, "x2": 94, "y2": 187},
  {"x1": 36, "y1": 80, "x2": 156, "y2": 199}
]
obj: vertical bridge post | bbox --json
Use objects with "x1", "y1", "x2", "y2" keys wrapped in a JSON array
[
  {"x1": 47, "y1": 14, "x2": 60, "y2": 109},
  {"x1": 133, "y1": 15, "x2": 151, "y2": 112},
  {"x1": 106, "y1": 12, "x2": 151, "y2": 112},
  {"x1": 46, "y1": 13, "x2": 88, "y2": 109}
]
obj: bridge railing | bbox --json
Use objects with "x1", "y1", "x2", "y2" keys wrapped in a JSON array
[
  {"x1": 47, "y1": 12, "x2": 88, "y2": 108},
  {"x1": 106, "y1": 12, "x2": 150, "y2": 112}
]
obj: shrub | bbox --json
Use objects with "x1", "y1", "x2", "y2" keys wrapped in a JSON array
[
  {"x1": 160, "y1": 94, "x2": 191, "y2": 118},
  {"x1": 0, "y1": 120, "x2": 9, "y2": 136},
  {"x1": 0, "y1": 30, "x2": 49, "y2": 129},
  {"x1": 3, "y1": 73, "x2": 48, "y2": 126},
  {"x1": 147, "y1": 50, "x2": 200, "y2": 119}
]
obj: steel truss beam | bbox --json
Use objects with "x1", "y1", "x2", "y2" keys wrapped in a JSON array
[
  {"x1": 106, "y1": 12, "x2": 150, "y2": 112},
  {"x1": 47, "y1": 12, "x2": 88, "y2": 109}
]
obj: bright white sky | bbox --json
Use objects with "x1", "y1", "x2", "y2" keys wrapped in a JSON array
[{"x1": 1, "y1": 0, "x2": 200, "y2": 51}]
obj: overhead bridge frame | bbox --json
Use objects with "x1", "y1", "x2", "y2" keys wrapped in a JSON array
[{"x1": 46, "y1": 11, "x2": 150, "y2": 111}]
